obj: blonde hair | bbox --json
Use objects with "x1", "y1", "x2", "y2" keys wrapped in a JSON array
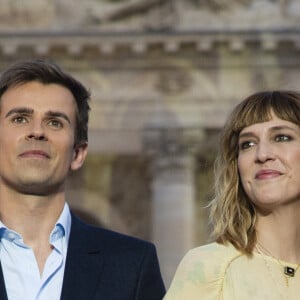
[{"x1": 209, "y1": 90, "x2": 300, "y2": 254}]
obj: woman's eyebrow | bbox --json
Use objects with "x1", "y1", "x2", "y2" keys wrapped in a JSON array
[
  {"x1": 239, "y1": 125, "x2": 298, "y2": 139},
  {"x1": 238, "y1": 131, "x2": 255, "y2": 139},
  {"x1": 268, "y1": 125, "x2": 298, "y2": 133}
]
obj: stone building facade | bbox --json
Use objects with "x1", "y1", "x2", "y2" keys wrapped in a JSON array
[{"x1": 1, "y1": 0, "x2": 300, "y2": 286}]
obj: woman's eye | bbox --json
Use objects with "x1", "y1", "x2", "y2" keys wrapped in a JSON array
[
  {"x1": 239, "y1": 141, "x2": 255, "y2": 150},
  {"x1": 275, "y1": 134, "x2": 291, "y2": 142}
]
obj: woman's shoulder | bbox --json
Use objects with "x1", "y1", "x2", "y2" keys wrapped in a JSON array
[
  {"x1": 164, "y1": 242, "x2": 242, "y2": 299},
  {"x1": 184, "y1": 242, "x2": 241, "y2": 265}
]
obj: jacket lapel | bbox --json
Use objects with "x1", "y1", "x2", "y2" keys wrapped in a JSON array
[
  {"x1": 60, "y1": 215, "x2": 104, "y2": 300},
  {"x1": 0, "y1": 264, "x2": 8, "y2": 300}
]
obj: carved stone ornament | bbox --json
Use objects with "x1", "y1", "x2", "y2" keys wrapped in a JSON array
[
  {"x1": 155, "y1": 70, "x2": 193, "y2": 95},
  {"x1": 0, "y1": 0, "x2": 298, "y2": 31}
]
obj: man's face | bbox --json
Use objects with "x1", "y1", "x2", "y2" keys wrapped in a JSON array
[{"x1": 0, "y1": 81, "x2": 87, "y2": 195}]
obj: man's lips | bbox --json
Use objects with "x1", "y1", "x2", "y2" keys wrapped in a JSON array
[
  {"x1": 255, "y1": 169, "x2": 282, "y2": 179},
  {"x1": 19, "y1": 150, "x2": 50, "y2": 159}
]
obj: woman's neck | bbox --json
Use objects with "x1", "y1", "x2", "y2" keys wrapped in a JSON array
[{"x1": 256, "y1": 205, "x2": 300, "y2": 263}]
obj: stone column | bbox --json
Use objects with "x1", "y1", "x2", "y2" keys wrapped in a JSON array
[{"x1": 143, "y1": 126, "x2": 203, "y2": 287}]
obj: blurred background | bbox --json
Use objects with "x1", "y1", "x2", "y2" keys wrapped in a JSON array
[{"x1": 0, "y1": 0, "x2": 300, "y2": 287}]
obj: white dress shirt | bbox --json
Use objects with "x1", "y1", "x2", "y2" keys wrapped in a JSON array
[{"x1": 0, "y1": 203, "x2": 71, "y2": 300}]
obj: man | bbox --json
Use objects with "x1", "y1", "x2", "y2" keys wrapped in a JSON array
[{"x1": 0, "y1": 59, "x2": 165, "y2": 300}]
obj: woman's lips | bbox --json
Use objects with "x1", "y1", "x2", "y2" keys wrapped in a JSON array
[{"x1": 255, "y1": 169, "x2": 282, "y2": 179}]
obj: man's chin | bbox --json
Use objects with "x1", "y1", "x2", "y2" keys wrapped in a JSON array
[{"x1": 15, "y1": 181, "x2": 63, "y2": 196}]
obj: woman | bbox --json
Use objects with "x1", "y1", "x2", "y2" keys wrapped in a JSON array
[{"x1": 164, "y1": 90, "x2": 300, "y2": 299}]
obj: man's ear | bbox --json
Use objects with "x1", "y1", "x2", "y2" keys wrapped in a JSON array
[{"x1": 70, "y1": 142, "x2": 88, "y2": 171}]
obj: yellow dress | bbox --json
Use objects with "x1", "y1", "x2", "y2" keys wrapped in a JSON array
[{"x1": 164, "y1": 242, "x2": 300, "y2": 300}]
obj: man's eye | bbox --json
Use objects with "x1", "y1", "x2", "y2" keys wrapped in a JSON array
[
  {"x1": 12, "y1": 116, "x2": 27, "y2": 123},
  {"x1": 48, "y1": 119, "x2": 63, "y2": 128},
  {"x1": 275, "y1": 134, "x2": 291, "y2": 142}
]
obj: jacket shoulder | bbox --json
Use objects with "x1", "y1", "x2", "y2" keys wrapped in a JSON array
[
  {"x1": 66, "y1": 214, "x2": 165, "y2": 300},
  {"x1": 71, "y1": 214, "x2": 155, "y2": 251}
]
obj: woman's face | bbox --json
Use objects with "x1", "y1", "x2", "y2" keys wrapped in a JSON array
[{"x1": 237, "y1": 112, "x2": 300, "y2": 210}]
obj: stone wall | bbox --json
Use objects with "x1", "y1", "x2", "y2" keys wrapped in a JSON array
[{"x1": 1, "y1": 0, "x2": 300, "y2": 286}]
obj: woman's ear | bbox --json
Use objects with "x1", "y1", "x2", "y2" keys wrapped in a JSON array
[{"x1": 70, "y1": 142, "x2": 88, "y2": 171}]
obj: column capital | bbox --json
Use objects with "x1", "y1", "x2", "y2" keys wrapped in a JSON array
[{"x1": 142, "y1": 126, "x2": 204, "y2": 158}]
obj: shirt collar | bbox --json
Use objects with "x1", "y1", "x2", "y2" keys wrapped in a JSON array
[
  {"x1": 0, "y1": 202, "x2": 71, "y2": 246},
  {"x1": 50, "y1": 203, "x2": 71, "y2": 244}
]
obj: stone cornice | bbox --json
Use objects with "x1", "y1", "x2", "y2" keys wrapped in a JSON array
[{"x1": 1, "y1": 28, "x2": 300, "y2": 56}]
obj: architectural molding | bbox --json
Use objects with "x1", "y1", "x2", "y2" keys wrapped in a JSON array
[{"x1": 1, "y1": 29, "x2": 300, "y2": 57}]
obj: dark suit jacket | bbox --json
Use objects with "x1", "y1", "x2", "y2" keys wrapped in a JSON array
[{"x1": 0, "y1": 215, "x2": 166, "y2": 300}]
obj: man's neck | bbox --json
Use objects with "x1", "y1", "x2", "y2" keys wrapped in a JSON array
[
  {"x1": 0, "y1": 187, "x2": 65, "y2": 243},
  {"x1": 0, "y1": 187, "x2": 66, "y2": 275}
]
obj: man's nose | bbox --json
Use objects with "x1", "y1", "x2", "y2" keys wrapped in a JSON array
[{"x1": 25, "y1": 120, "x2": 47, "y2": 141}]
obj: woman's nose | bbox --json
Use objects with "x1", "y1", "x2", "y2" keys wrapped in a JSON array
[{"x1": 255, "y1": 141, "x2": 275, "y2": 163}]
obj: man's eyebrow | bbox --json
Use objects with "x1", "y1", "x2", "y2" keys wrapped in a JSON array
[
  {"x1": 5, "y1": 107, "x2": 33, "y2": 118},
  {"x1": 45, "y1": 111, "x2": 71, "y2": 124},
  {"x1": 5, "y1": 108, "x2": 71, "y2": 124}
]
